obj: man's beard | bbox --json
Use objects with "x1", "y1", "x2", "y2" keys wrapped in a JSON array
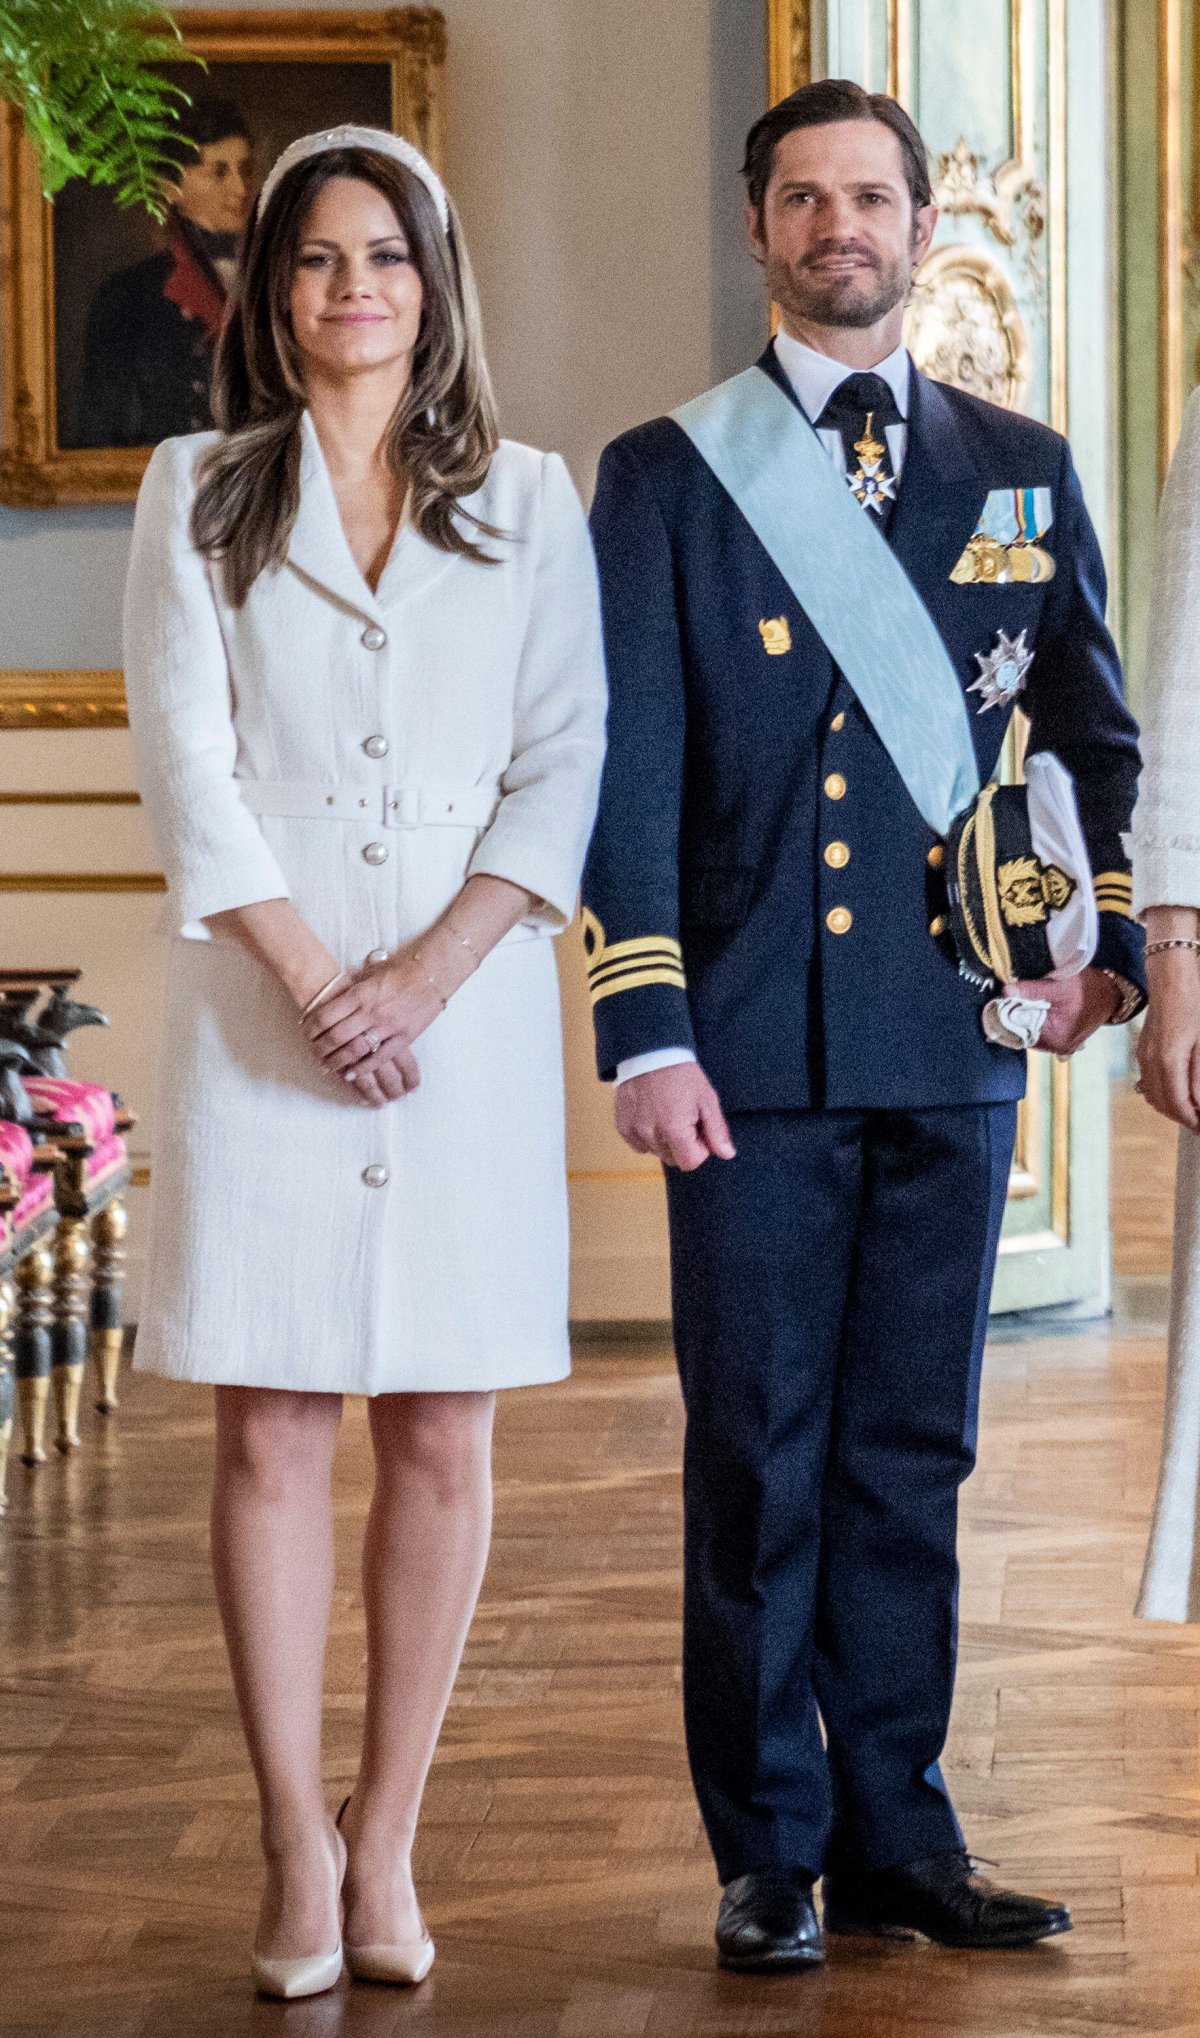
[{"x1": 768, "y1": 244, "x2": 913, "y2": 330}]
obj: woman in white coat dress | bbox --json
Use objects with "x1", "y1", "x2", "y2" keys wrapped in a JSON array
[
  {"x1": 122, "y1": 126, "x2": 606, "y2": 1998},
  {"x1": 1133, "y1": 384, "x2": 1200, "y2": 1623}
]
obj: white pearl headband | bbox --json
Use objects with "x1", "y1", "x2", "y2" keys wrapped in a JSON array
[{"x1": 255, "y1": 123, "x2": 450, "y2": 233}]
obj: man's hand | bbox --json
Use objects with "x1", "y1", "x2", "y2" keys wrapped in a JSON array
[
  {"x1": 614, "y1": 1063, "x2": 736, "y2": 1171},
  {"x1": 1010, "y1": 966, "x2": 1120, "y2": 1056}
]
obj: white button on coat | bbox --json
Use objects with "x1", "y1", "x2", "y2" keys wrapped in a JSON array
[
  {"x1": 122, "y1": 414, "x2": 607, "y2": 1396},
  {"x1": 362, "y1": 1164, "x2": 389, "y2": 1188},
  {"x1": 361, "y1": 625, "x2": 387, "y2": 650},
  {"x1": 363, "y1": 735, "x2": 389, "y2": 759},
  {"x1": 362, "y1": 842, "x2": 389, "y2": 866}
]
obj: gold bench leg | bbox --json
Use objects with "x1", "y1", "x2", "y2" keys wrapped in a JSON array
[
  {"x1": 15, "y1": 1238, "x2": 54, "y2": 1466},
  {"x1": 53, "y1": 1217, "x2": 91, "y2": 1453},
  {"x1": 90, "y1": 1197, "x2": 128, "y2": 1414},
  {"x1": 0, "y1": 1275, "x2": 14, "y2": 1512}
]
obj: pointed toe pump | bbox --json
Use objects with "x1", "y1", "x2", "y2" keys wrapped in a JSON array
[
  {"x1": 337, "y1": 1794, "x2": 437, "y2": 1986},
  {"x1": 250, "y1": 1944, "x2": 345, "y2": 2001},
  {"x1": 250, "y1": 1820, "x2": 346, "y2": 2000}
]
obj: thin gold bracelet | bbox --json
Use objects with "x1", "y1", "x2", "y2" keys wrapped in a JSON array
[
  {"x1": 414, "y1": 949, "x2": 449, "y2": 1010},
  {"x1": 441, "y1": 919, "x2": 484, "y2": 968}
]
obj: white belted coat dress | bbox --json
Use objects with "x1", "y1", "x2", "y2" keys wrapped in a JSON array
[
  {"x1": 123, "y1": 416, "x2": 607, "y2": 1394},
  {"x1": 1133, "y1": 385, "x2": 1200, "y2": 1618}
]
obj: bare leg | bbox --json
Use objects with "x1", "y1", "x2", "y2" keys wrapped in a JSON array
[
  {"x1": 211, "y1": 1385, "x2": 345, "y2": 1958},
  {"x1": 341, "y1": 1390, "x2": 496, "y2": 1946}
]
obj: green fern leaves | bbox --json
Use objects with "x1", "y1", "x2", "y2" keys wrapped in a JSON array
[{"x1": 0, "y1": 0, "x2": 202, "y2": 218}]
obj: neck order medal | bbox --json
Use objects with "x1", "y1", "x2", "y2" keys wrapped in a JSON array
[{"x1": 847, "y1": 412, "x2": 897, "y2": 517}]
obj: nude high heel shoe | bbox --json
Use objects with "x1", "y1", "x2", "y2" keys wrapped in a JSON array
[
  {"x1": 337, "y1": 1795, "x2": 436, "y2": 1985},
  {"x1": 250, "y1": 1819, "x2": 346, "y2": 2000}
]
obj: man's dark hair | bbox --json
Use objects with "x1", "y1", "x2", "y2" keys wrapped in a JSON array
[
  {"x1": 742, "y1": 78, "x2": 933, "y2": 217},
  {"x1": 163, "y1": 95, "x2": 251, "y2": 175}
]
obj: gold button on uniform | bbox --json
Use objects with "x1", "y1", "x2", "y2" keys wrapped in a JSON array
[
  {"x1": 824, "y1": 841, "x2": 850, "y2": 869},
  {"x1": 826, "y1": 907, "x2": 853, "y2": 935},
  {"x1": 824, "y1": 773, "x2": 847, "y2": 801},
  {"x1": 929, "y1": 914, "x2": 948, "y2": 937},
  {"x1": 927, "y1": 843, "x2": 945, "y2": 869},
  {"x1": 830, "y1": 711, "x2": 846, "y2": 732}
]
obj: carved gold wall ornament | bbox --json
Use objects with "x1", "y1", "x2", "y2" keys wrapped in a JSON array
[
  {"x1": 0, "y1": 8, "x2": 446, "y2": 507},
  {"x1": 905, "y1": 247, "x2": 1033, "y2": 413},
  {"x1": 932, "y1": 137, "x2": 1047, "y2": 253}
]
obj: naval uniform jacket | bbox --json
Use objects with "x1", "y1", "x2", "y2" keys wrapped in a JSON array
[{"x1": 582, "y1": 344, "x2": 1145, "y2": 1112}]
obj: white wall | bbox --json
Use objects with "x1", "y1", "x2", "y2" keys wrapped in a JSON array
[{"x1": 0, "y1": 0, "x2": 767, "y2": 1315}]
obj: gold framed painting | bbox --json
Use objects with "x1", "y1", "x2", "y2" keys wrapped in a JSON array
[{"x1": 0, "y1": 6, "x2": 445, "y2": 507}]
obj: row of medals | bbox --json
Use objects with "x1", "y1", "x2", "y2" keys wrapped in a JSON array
[{"x1": 951, "y1": 531, "x2": 1057, "y2": 585}]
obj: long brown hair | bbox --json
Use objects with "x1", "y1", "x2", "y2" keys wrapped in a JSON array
[{"x1": 190, "y1": 147, "x2": 502, "y2": 607}]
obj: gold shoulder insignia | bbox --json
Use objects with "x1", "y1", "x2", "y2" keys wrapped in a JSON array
[{"x1": 759, "y1": 616, "x2": 792, "y2": 657}]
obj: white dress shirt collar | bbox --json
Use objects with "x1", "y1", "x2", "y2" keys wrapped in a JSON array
[{"x1": 772, "y1": 331, "x2": 911, "y2": 426}]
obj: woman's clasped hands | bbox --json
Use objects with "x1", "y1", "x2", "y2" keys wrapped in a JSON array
[{"x1": 301, "y1": 935, "x2": 463, "y2": 1109}]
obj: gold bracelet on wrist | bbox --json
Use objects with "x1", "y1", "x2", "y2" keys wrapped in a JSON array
[
  {"x1": 440, "y1": 919, "x2": 484, "y2": 969},
  {"x1": 413, "y1": 949, "x2": 449, "y2": 1011}
]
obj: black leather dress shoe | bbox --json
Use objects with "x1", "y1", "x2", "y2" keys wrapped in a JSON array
[
  {"x1": 822, "y1": 1850, "x2": 1072, "y2": 1949},
  {"x1": 715, "y1": 1871, "x2": 825, "y2": 1973}
]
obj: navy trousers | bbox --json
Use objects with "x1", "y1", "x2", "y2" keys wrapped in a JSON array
[{"x1": 665, "y1": 1102, "x2": 1017, "y2": 1883}]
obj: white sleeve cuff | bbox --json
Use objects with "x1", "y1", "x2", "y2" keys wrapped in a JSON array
[{"x1": 614, "y1": 1047, "x2": 698, "y2": 1086}]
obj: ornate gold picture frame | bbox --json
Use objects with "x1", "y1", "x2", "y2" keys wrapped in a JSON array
[{"x1": 0, "y1": 7, "x2": 445, "y2": 507}]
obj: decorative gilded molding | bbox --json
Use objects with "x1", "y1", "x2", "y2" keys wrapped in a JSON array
[
  {"x1": 1160, "y1": 0, "x2": 1184, "y2": 479},
  {"x1": 0, "y1": 790, "x2": 138, "y2": 804},
  {"x1": 1047, "y1": 0, "x2": 1068, "y2": 435},
  {"x1": 931, "y1": 139, "x2": 1046, "y2": 255},
  {"x1": 0, "y1": 9, "x2": 446, "y2": 508},
  {"x1": 887, "y1": 0, "x2": 912, "y2": 109},
  {"x1": 766, "y1": 0, "x2": 812, "y2": 104},
  {"x1": 0, "y1": 873, "x2": 164, "y2": 892},
  {"x1": 0, "y1": 670, "x2": 127, "y2": 728},
  {"x1": 906, "y1": 246, "x2": 1032, "y2": 411}
]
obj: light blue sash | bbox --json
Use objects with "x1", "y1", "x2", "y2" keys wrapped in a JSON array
[{"x1": 671, "y1": 368, "x2": 981, "y2": 837}]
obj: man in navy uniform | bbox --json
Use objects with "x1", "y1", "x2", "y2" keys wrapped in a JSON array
[{"x1": 582, "y1": 79, "x2": 1144, "y2": 1972}]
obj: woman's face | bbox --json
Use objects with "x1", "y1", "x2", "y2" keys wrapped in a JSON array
[{"x1": 289, "y1": 175, "x2": 424, "y2": 385}]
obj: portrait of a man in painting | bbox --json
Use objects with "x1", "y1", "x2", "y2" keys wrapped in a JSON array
[
  {"x1": 52, "y1": 56, "x2": 391, "y2": 458},
  {"x1": 72, "y1": 96, "x2": 255, "y2": 448}
]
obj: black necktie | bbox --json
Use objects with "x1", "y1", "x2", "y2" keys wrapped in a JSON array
[{"x1": 815, "y1": 372, "x2": 903, "y2": 528}]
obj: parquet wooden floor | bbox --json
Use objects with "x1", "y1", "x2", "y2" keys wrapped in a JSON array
[{"x1": 2, "y1": 1310, "x2": 1200, "y2": 2038}]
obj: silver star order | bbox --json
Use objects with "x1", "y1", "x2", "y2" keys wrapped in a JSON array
[
  {"x1": 847, "y1": 461, "x2": 897, "y2": 517},
  {"x1": 968, "y1": 627, "x2": 1034, "y2": 714}
]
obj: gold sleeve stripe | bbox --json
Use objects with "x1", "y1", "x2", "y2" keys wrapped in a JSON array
[
  {"x1": 586, "y1": 932, "x2": 684, "y2": 968},
  {"x1": 588, "y1": 946, "x2": 683, "y2": 986},
  {"x1": 1095, "y1": 898, "x2": 1135, "y2": 918},
  {"x1": 589, "y1": 956, "x2": 688, "y2": 992},
  {"x1": 1093, "y1": 872, "x2": 1132, "y2": 892},
  {"x1": 589, "y1": 965, "x2": 688, "y2": 1006}
]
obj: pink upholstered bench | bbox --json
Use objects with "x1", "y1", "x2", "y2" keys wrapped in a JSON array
[{"x1": 0, "y1": 1121, "x2": 59, "y2": 1507}]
